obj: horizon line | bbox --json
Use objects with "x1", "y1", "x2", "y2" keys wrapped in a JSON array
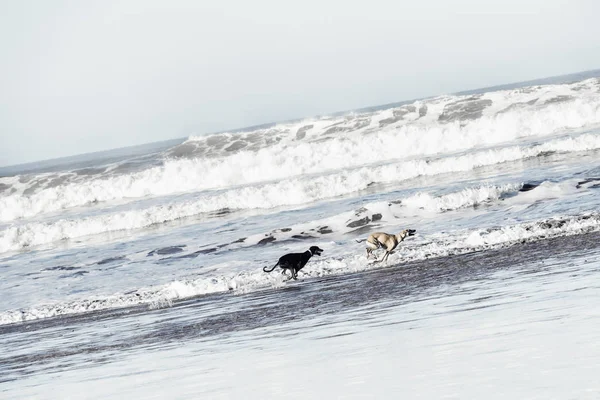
[{"x1": 2, "y1": 67, "x2": 599, "y2": 171}]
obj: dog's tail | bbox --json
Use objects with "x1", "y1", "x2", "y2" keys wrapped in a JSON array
[
  {"x1": 355, "y1": 238, "x2": 366, "y2": 243},
  {"x1": 263, "y1": 262, "x2": 279, "y2": 273}
]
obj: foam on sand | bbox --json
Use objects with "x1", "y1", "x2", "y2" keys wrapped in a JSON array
[{"x1": 2, "y1": 212, "x2": 599, "y2": 326}]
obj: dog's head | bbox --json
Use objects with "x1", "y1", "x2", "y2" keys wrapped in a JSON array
[
  {"x1": 398, "y1": 229, "x2": 416, "y2": 240},
  {"x1": 309, "y1": 246, "x2": 324, "y2": 256}
]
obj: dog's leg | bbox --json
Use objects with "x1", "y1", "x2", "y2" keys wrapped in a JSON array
[
  {"x1": 381, "y1": 243, "x2": 397, "y2": 263},
  {"x1": 281, "y1": 268, "x2": 290, "y2": 280},
  {"x1": 379, "y1": 251, "x2": 391, "y2": 263},
  {"x1": 366, "y1": 241, "x2": 378, "y2": 259}
]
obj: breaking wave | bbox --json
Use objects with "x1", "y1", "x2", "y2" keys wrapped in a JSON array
[
  {"x1": 2, "y1": 131, "x2": 600, "y2": 254},
  {"x1": 1, "y1": 78, "x2": 600, "y2": 223}
]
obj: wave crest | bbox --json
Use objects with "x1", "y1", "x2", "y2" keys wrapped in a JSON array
[{"x1": 1, "y1": 79, "x2": 600, "y2": 223}]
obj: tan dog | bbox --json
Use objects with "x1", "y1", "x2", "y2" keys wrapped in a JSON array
[{"x1": 356, "y1": 229, "x2": 416, "y2": 263}]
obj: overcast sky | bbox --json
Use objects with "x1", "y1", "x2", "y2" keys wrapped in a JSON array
[{"x1": 1, "y1": 0, "x2": 599, "y2": 167}]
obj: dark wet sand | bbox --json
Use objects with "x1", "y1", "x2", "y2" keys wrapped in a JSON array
[{"x1": 1, "y1": 230, "x2": 599, "y2": 382}]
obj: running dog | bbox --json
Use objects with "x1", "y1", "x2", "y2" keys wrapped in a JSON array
[
  {"x1": 356, "y1": 229, "x2": 416, "y2": 263},
  {"x1": 263, "y1": 246, "x2": 324, "y2": 280}
]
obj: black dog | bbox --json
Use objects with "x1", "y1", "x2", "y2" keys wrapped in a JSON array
[{"x1": 263, "y1": 246, "x2": 323, "y2": 280}]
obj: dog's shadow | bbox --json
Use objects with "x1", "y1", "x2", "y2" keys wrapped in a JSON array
[
  {"x1": 280, "y1": 285, "x2": 303, "y2": 292},
  {"x1": 366, "y1": 251, "x2": 396, "y2": 264}
]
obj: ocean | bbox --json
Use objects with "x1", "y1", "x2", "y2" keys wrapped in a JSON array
[{"x1": 2, "y1": 70, "x2": 600, "y2": 398}]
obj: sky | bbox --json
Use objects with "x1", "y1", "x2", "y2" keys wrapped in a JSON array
[{"x1": 1, "y1": 0, "x2": 599, "y2": 167}]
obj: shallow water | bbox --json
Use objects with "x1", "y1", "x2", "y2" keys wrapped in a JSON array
[{"x1": 2, "y1": 71, "x2": 600, "y2": 398}]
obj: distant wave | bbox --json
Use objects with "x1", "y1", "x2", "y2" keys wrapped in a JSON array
[
  {"x1": 2, "y1": 212, "x2": 599, "y2": 325},
  {"x1": 1, "y1": 78, "x2": 599, "y2": 223},
  {"x1": 2, "y1": 132, "x2": 600, "y2": 253},
  {"x1": 180, "y1": 78, "x2": 600, "y2": 159}
]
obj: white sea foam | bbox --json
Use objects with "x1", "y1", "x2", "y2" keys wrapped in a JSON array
[
  {"x1": 0, "y1": 181, "x2": 519, "y2": 253},
  {"x1": 235, "y1": 183, "x2": 523, "y2": 248},
  {"x1": 1, "y1": 79, "x2": 600, "y2": 223},
  {"x1": 3, "y1": 130, "x2": 600, "y2": 254},
  {"x1": 2, "y1": 212, "x2": 598, "y2": 326},
  {"x1": 400, "y1": 183, "x2": 519, "y2": 212}
]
